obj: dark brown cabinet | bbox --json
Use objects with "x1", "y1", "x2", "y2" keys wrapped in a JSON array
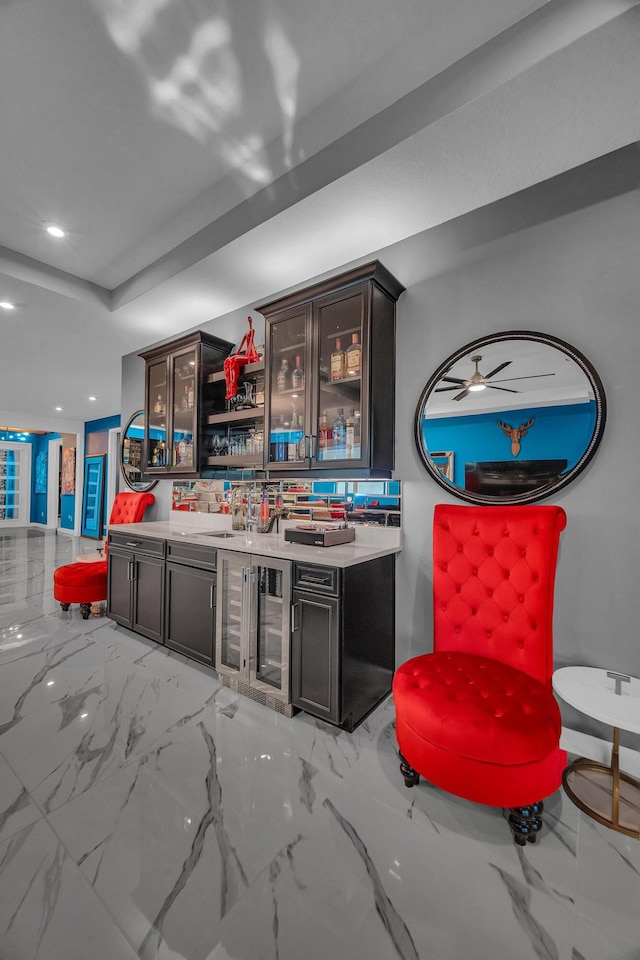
[
  {"x1": 164, "y1": 542, "x2": 217, "y2": 666},
  {"x1": 106, "y1": 532, "x2": 165, "y2": 643},
  {"x1": 291, "y1": 554, "x2": 395, "y2": 731},
  {"x1": 257, "y1": 261, "x2": 404, "y2": 478},
  {"x1": 139, "y1": 330, "x2": 234, "y2": 480}
]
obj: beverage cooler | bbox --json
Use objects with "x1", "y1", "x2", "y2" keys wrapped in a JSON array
[{"x1": 215, "y1": 551, "x2": 292, "y2": 714}]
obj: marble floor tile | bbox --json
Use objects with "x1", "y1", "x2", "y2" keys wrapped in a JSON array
[
  {"x1": 0, "y1": 531, "x2": 638, "y2": 960},
  {"x1": 0, "y1": 753, "x2": 41, "y2": 844},
  {"x1": 0, "y1": 818, "x2": 141, "y2": 960}
]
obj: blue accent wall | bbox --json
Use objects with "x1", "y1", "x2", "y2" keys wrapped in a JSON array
[
  {"x1": 60, "y1": 494, "x2": 75, "y2": 529},
  {"x1": 85, "y1": 415, "x2": 120, "y2": 535},
  {"x1": 423, "y1": 401, "x2": 596, "y2": 488}
]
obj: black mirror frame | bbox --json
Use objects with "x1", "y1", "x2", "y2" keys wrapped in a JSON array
[
  {"x1": 120, "y1": 410, "x2": 158, "y2": 493},
  {"x1": 414, "y1": 330, "x2": 607, "y2": 505}
]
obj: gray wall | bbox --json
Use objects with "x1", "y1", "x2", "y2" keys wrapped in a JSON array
[{"x1": 122, "y1": 167, "x2": 640, "y2": 736}]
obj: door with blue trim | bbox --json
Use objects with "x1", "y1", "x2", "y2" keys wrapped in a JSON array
[{"x1": 81, "y1": 455, "x2": 106, "y2": 539}]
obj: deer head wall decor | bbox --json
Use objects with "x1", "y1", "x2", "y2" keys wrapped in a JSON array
[{"x1": 497, "y1": 418, "x2": 535, "y2": 457}]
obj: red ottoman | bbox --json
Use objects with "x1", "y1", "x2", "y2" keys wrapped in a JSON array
[{"x1": 54, "y1": 560, "x2": 108, "y2": 619}]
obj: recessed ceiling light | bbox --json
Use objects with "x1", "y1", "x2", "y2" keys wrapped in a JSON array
[
  {"x1": 89, "y1": 396, "x2": 96, "y2": 401},
  {"x1": 45, "y1": 224, "x2": 66, "y2": 238},
  {"x1": 55, "y1": 406, "x2": 62, "y2": 412},
  {"x1": 0, "y1": 300, "x2": 15, "y2": 310}
]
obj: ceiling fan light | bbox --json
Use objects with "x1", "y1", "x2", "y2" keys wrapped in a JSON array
[{"x1": 468, "y1": 382, "x2": 486, "y2": 392}]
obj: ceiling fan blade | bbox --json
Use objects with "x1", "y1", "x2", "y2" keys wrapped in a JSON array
[
  {"x1": 435, "y1": 385, "x2": 466, "y2": 393},
  {"x1": 485, "y1": 361, "x2": 512, "y2": 379},
  {"x1": 453, "y1": 388, "x2": 470, "y2": 401},
  {"x1": 438, "y1": 375, "x2": 466, "y2": 385},
  {"x1": 489, "y1": 373, "x2": 556, "y2": 384},
  {"x1": 486, "y1": 384, "x2": 520, "y2": 394}
]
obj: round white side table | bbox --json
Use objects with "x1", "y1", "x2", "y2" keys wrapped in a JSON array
[{"x1": 553, "y1": 666, "x2": 640, "y2": 839}]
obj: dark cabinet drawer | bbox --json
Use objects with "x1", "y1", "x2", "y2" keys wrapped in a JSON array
[
  {"x1": 166, "y1": 540, "x2": 216, "y2": 571},
  {"x1": 293, "y1": 562, "x2": 340, "y2": 596},
  {"x1": 108, "y1": 531, "x2": 165, "y2": 557}
]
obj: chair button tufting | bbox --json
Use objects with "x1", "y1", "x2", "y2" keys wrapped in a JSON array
[
  {"x1": 441, "y1": 605, "x2": 447, "y2": 612},
  {"x1": 487, "y1": 589, "x2": 493, "y2": 597},
  {"x1": 517, "y1": 640, "x2": 524, "y2": 649},
  {"x1": 488, "y1": 548, "x2": 494, "y2": 556},
  {"x1": 455, "y1": 626, "x2": 461, "y2": 633},
  {"x1": 486, "y1": 631, "x2": 492, "y2": 638},
  {"x1": 519, "y1": 595, "x2": 525, "y2": 603},
  {"x1": 472, "y1": 568, "x2": 478, "y2": 575},
  {"x1": 456, "y1": 586, "x2": 461, "y2": 593},
  {"x1": 504, "y1": 571, "x2": 510, "y2": 579},
  {"x1": 458, "y1": 545, "x2": 463, "y2": 552},
  {"x1": 471, "y1": 608, "x2": 477, "y2": 615},
  {"x1": 504, "y1": 614, "x2": 509, "y2": 621},
  {"x1": 521, "y1": 550, "x2": 526, "y2": 557}
]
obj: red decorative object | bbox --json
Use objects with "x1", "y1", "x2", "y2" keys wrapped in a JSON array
[
  {"x1": 224, "y1": 316, "x2": 261, "y2": 400},
  {"x1": 393, "y1": 503, "x2": 567, "y2": 844},
  {"x1": 53, "y1": 491, "x2": 155, "y2": 619}
]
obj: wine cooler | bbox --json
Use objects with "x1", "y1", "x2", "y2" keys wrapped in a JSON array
[{"x1": 215, "y1": 551, "x2": 292, "y2": 715}]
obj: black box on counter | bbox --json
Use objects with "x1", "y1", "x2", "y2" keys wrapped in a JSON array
[{"x1": 284, "y1": 525, "x2": 356, "y2": 548}]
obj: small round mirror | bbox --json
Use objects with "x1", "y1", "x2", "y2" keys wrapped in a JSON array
[
  {"x1": 121, "y1": 411, "x2": 158, "y2": 492},
  {"x1": 415, "y1": 331, "x2": 606, "y2": 505}
]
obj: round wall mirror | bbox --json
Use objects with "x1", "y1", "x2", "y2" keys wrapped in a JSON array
[
  {"x1": 415, "y1": 331, "x2": 606, "y2": 505},
  {"x1": 120, "y1": 411, "x2": 158, "y2": 493}
]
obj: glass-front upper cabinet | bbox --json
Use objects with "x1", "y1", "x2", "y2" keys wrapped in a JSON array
[
  {"x1": 260, "y1": 261, "x2": 405, "y2": 477},
  {"x1": 266, "y1": 306, "x2": 309, "y2": 468},
  {"x1": 140, "y1": 331, "x2": 233, "y2": 479}
]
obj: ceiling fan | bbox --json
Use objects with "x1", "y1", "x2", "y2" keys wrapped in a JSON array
[{"x1": 435, "y1": 354, "x2": 555, "y2": 402}]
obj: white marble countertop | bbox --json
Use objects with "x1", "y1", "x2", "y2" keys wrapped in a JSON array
[{"x1": 109, "y1": 516, "x2": 401, "y2": 568}]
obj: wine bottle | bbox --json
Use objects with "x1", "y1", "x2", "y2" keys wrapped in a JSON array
[
  {"x1": 330, "y1": 338, "x2": 345, "y2": 381},
  {"x1": 318, "y1": 410, "x2": 332, "y2": 458},
  {"x1": 332, "y1": 408, "x2": 347, "y2": 457},
  {"x1": 345, "y1": 333, "x2": 361, "y2": 376},
  {"x1": 276, "y1": 359, "x2": 289, "y2": 393},
  {"x1": 291, "y1": 355, "x2": 304, "y2": 389}
]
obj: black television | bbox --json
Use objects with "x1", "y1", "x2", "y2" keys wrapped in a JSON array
[{"x1": 464, "y1": 460, "x2": 568, "y2": 496}]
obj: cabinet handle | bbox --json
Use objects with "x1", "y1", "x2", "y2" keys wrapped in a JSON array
[
  {"x1": 126, "y1": 540, "x2": 141, "y2": 547},
  {"x1": 209, "y1": 583, "x2": 215, "y2": 609},
  {"x1": 309, "y1": 434, "x2": 316, "y2": 459},
  {"x1": 127, "y1": 560, "x2": 134, "y2": 581},
  {"x1": 291, "y1": 603, "x2": 299, "y2": 632},
  {"x1": 303, "y1": 575, "x2": 327, "y2": 584}
]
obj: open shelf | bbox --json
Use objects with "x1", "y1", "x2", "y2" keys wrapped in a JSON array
[
  {"x1": 206, "y1": 359, "x2": 264, "y2": 384},
  {"x1": 207, "y1": 407, "x2": 264, "y2": 426}
]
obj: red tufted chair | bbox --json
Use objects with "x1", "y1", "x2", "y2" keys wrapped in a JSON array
[
  {"x1": 53, "y1": 491, "x2": 155, "y2": 619},
  {"x1": 393, "y1": 504, "x2": 567, "y2": 844}
]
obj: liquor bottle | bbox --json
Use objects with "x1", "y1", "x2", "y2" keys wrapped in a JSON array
[
  {"x1": 154, "y1": 394, "x2": 163, "y2": 415},
  {"x1": 297, "y1": 415, "x2": 306, "y2": 459},
  {"x1": 318, "y1": 410, "x2": 332, "y2": 458},
  {"x1": 274, "y1": 415, "x2": 287, "y2": 462},
  {"x1": 291, "y1": 355, "x2": 304, "y2": 389},
  {"x1": 332, "y1": 408, "x2": 347, "y2": 457},
  {"x1": 330, "y1": 338, "x2": 345, "y2": 381},
  {"x1": 345, "y1": 333, "x2": 361, "y2": 376},
  {"x1": 353, "y1": 408, "x2": 361, "y2": 459},
  {"x1": 276, "y1": 358, "x2": 289, "y2": 393},
  {"x1": 346, "y1": 409, "x2": 355, "y2": 458},
  {"x1": 182, "y1": 385, "x2": 189, "y2": 410},
  {"x1": 187, "y1": 381, "x2": 194, "y2": 408},
  {"x1": 287, "y1": 419, "x2": 298, "y2": 461}
]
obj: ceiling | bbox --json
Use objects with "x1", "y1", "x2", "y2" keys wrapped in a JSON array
[{"x1": 1, "y1": 0, "x2": 639, "y2": 430}]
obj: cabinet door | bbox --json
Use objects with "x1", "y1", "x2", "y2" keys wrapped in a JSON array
[
  {"x1": 170, "y1": 345, "x2": 197, "y2": 472},
  {"x1": 250, "y1": 558, "x2": 291, "y2": 701},
  {"x1": 106, "y1": 547, "x2": 133, "y2": 627},
  {"x1": 291, "y1": 589, "x2": 341, "y2": 724},
  {"x1": 165, "y1": 562, "x2": 215, "y2": 665},
  {"x1": 265, "y1": 305, "x2": 311, "y2": 470},
  {"x1": 146, "y1": 359, "x2": 169, "y2": 469},
  {"x1": 215, "y1": 551, "x2": 246, "y2": 676},
  {"x1": 131, "y1": 554, "x2": 164, "y2": 642},
  {"x1": 312, "y1": 286, "x2": 368, "y2": 469}
]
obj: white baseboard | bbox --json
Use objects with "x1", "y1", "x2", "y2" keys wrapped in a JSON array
[{"x1": 561, "y1": 726, "x2": 640, "y2": 778}]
